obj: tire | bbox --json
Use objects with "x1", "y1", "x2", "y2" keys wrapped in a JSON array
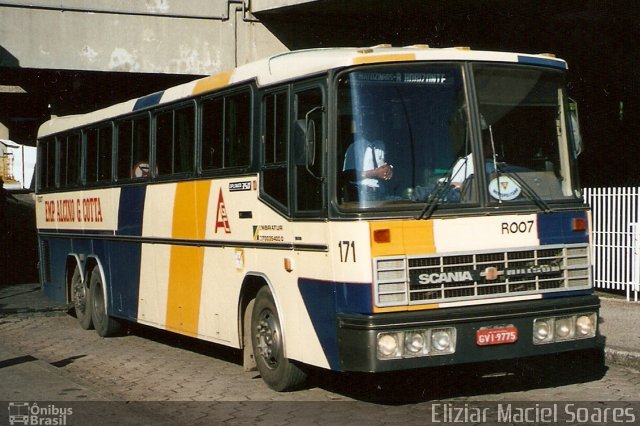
[
  {"x1": 71, "y1": 265, "x2": 93, "y2": 330},
  {"x1": 90, "y1": 267, "x2": 121, "y2": 337},
  {"x1": 251, "y1": 286, "x2": 307, "y2": 391}
]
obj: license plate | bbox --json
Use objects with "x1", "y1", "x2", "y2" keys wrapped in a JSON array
[{"x1": 476, "y1": 325, "x2": 518, "y2": 346}]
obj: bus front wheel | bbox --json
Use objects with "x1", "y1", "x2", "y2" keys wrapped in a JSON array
[
  {"x1": 71, "y1": 265, "x2": 93, "y2": 330},
  {"x1": 251, "y1": 286, "x2": 307, "y2": 391},
  {"x1": 89, "y1": 267, "x2": 121, "y2": 337}
]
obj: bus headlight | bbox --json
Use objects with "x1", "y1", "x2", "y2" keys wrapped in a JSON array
[
  {"x1": 576, "y1": 314, "x2": 596, "y2": 337},
  {"x1": 533, "y1": 319, "x2": 554, "y2": 343},
  {"x1": 533, "y1": 313, "x2": 597, "y2": 345},
  {"x1": 555, "y1": 317, "x2": 575, "y2": 340},
  {"x1": 376, "y1": 327, "x2": 457, "y2": 360},
  {"x1": 431, "y1": 330, "x2": 452, "y2": 352},
  {"x1": 404, "y1": 331, "x2": 426, "y2": 355},
  {"x1": 377, "y1": 333, "x2": 401, "y2": 358}
]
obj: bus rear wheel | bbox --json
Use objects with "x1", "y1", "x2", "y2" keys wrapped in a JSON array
[
  {"x1": 71, "y1": 265, "x2": 93, "y2": 330},
  {"x1": 251, "y1": 286, "x2": 307, "y2": 391},
  {"x1": 90, "y1": 268, "x2": 121, "y2": 337}
]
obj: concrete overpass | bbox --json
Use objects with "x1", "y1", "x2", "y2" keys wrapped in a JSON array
[{"x1": 0, "y1": 0, "x2": 637, "y2": 186}]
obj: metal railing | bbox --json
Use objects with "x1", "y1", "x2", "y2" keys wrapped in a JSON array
[{"x1": 583, "y1": 187, "x2": 640, "y2": 302}]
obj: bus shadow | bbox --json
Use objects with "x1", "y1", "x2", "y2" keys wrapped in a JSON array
[
  {"x1": 305, "y1": 349, "x2": 607, "y2": 404},
  {"x1": 91, "y1": 315, "x2": 606, "y2": 403},
  {"x1": 120, "y1": 320, "x2": 243, "y2": 367}
]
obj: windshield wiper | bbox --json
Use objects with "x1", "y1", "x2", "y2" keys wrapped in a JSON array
[
  {"x1": 495, "y1": 164, "x2": 553, "y2": 213},
  {"x1": 486, "y1": 125, "x2": 552, "y2": 213},
  {"x1": 416, "y1": 157, "x2": 465, "y2": 220},
  {"x1": 416, "y1": 181, "x2": 449, "y2": 220}
]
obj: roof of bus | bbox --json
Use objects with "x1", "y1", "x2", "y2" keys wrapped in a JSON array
[{"x1": 37, "y1": 45, "x2": 567, "y2": 138}]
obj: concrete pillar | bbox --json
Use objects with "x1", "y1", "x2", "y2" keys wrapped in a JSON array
[{"x1": 0, "y1": 122, "x2": 8, "y2": 140}]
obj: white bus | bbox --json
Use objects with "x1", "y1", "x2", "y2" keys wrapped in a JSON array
[{"x1": 35, "y1": 45, "x2": 600, "y2": 391}]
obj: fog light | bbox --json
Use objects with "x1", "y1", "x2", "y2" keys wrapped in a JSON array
[
  {"x1": 576, "y1": 314, "x2": 596, "y2": 337},
  {"x1": 431, "y1": 330, "x2": 451, "y2": 352},
  {"x1": 378, "y1": 333, "x2": 400, "y2": 358},
  {"x1": 555, "y1": 317, "x2": 574, "y2": 340},
  {"x1": 405, "y1": 331, "x2": 425, "y2": 355},
  {"x1": 533, "y1": 318, "x2": 553, "y2": 344}
]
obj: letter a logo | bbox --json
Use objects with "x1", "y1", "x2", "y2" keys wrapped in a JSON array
[{"x1": 215, "y1": 188, "x2": 231, "y2": 234}]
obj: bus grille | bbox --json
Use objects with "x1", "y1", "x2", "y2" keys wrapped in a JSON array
[{"x1": 374, "y1": 244, "x2": 590, "y2": 307}]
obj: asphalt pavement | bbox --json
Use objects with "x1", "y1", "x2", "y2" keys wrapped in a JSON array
[{"x1": 0, "y1": 282, "x2": 638, "y2": 404}]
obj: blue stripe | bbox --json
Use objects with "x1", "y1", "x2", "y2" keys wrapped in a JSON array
[
  {"x1": 298, "y1": 278, "x2": 373, "y2": 370},
  {"x1": 40, "y1": 237, "x2": 70, "y2": 302},
  {"x1": 38, "y1": 234, "x2": 141, "y2": 321},
  {"x1": 133, "y1": 91, "x2": 164, "y2": 111},
  {"x1": 102, "y1": 240, "x2": 141, "y2": 320},
  {"x1": 542, "y1": 289, "x2": 593, "y2": 299},
  {"x1": 118, "y1": 186, "x2": 146, "y2": 236},
  {"x1": 517, "y1": 55, "x2": 567, "y2": 70},
  {"x1": 537, "y1": 211, "x2": 589, "y2": 245}
]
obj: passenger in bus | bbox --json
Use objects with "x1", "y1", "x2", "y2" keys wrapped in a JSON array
[
  {"x1": 131, "y1": 161, "x2": 150, "y2": 178},
  {"x1": 342, "y1": 117, "x2": 394, "y2": 200}
]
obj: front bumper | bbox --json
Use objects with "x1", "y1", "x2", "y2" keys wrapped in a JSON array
[{"x1": 336, "y1": 294, "x2": 601, "y2": 372}]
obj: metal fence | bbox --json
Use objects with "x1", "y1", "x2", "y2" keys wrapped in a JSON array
[{"x1": 583, "y1": 187, "x2": 640, "y2": 301}]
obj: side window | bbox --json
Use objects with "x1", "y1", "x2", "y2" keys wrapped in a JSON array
[
  {"x1": 174, "y1": 106, "x2": 195, "y2": 174},
  {"x1": 59, "y1": 133, "x2": 81, "y2": 188},
  {"x1": 225, "y1": 92, "x2": 251, "y2": 168},
  {"x1": 156, "y1": 105, "x2": 195, "y2": 176},
  {"x1": 201, "y1": 98, "x2": 223, "y2": 170},
  {"x1": 117, "y1": 121, "x2": 133, "y2": 179},
  {"x1": 97, "y1": 126, "x2": 113, "y2": 182},
  {"x1": 262, "y1": 91, "x2": 289, "y2": 207},
  {"x1": 294, "y1": 87, "x2": 324, "y2": 213},
  {"x1": 117, "y1": 116, "x2": 149, "y2": 180},
  {"x1": 58, "y1": 136, "x2": 66, "y2": 187},
  {"x1": 265, "y1": 92, "x2": 288, "y2": 165},
  {"x1": 86, "y1": 129, "x2": 98, "y2": 183},
  {"x1": 38, "y1": 138, "x2": 56, "y2": 191},
  {"x1": 156, "y1": 111, "x2": 173, "y2": 175},
  {"x1": 86, "y1": 126, "x2": 113, "y2": 184},
  {"x1": 201, "y1": 90, "x2": 251, "y2": 171}
]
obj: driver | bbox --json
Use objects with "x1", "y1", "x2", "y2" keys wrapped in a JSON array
[{"x1": 342, "y1": 113, "x2": 394, "y2": 197}]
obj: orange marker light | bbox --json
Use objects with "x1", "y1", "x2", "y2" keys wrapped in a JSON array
[
  {"x1": 373, "y1": 229, "x2": 391, "y2": 244},
  {"x1": 572, "y1": 218, "x2": 587, "y2": 232},
  {"x1": 284, "y1": 258, "x2": 293, "y2": 272}
]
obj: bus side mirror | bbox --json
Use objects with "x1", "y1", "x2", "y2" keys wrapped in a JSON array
[
  {"x1": 294, "y1": 119, "x2": 317, "y2": 168},
  {"x1": 293, "y1": 119, "x2": 307, "y2": 166},
  {"x1": 294, "y1": 106, "x2": 324, "y2": 181},
  {"x1": 569, "y1": 98, "x2": 582, "y2": 157},
  {"x1": 305, "y1": 118, "x2": 316, "y2": 167}
]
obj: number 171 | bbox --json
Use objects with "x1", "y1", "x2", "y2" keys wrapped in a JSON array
[{"x1": 338, "y1": 241, "x2": 356, "y2": 262}]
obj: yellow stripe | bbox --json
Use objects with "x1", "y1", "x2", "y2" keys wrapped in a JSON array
[
  {"x1": 370, "y1": 220, "x2": 436, "y2": 257},
  {"x1": 192, "y1": 71, "x2": 232, "y2": 96},
  {"x1": 166, "y1": 180, "x2": 212, "y2": 336},
  {"x1": 353, "y1": 53, "x2": 416, "y2": 65},
  {"x1": 373, "y1": 303, "x2": 439, "y2": 313}
]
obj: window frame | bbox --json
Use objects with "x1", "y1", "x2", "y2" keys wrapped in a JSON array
[
  {"x1": 57, "y1": 131, "x2": 82, "y2": 190},
  {"x1": 291, "y1": 82, "x2": 327, "y2": 217},
  {"x1": 115, "y1": 113, "x2": 151, "y2": 183},
  {"x1": 152, "y1": 100, "x2": 197, "y2": 180},
  {"x1": 198, "y1": 86, "x2": 254, "y2": 176},
  {"x1": 84, "y1": 122, "x2": 114, "y2": 187},
  {"x1": 259, "y1": 88, "x2": 291, "y2": 214}
]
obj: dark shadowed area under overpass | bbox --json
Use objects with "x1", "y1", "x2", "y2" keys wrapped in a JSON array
[
  {"x1": 0, "y1": 0, "x2": 638, "y2": 286},
  {"x1": 254, "y1": 0, "x2": 640, "y2": 187}
]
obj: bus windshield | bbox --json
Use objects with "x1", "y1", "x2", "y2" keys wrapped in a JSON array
[{"x1": 336, "y1": 63, "x2": 579, "y2": 211}]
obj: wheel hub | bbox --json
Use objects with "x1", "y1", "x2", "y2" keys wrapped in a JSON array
[
  {"x1": 255, "y1": 310, "x2": 281, "y2": 369},
  {"x1": 73, "y1": 278, "x2": 86, "y2": 312}
]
